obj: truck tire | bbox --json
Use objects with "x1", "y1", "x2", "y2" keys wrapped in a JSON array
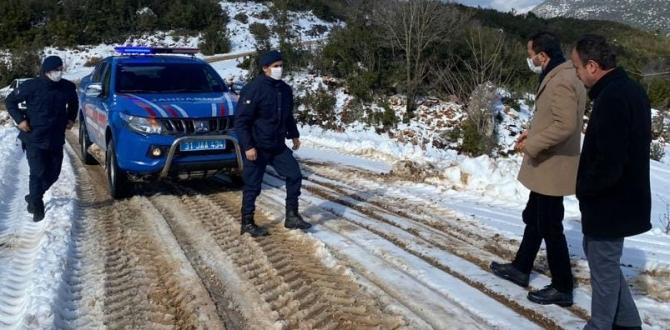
[
  {"x1": 106, "y1": 139, "x2": 130, "y2": 199},
  {"x1": 79, "y1": 120, "x2": 97, "y2": 165}
]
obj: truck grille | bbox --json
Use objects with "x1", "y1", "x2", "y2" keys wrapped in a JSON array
[{"x1": 161, "y1": 117, "x2": 234, "y2": 135}]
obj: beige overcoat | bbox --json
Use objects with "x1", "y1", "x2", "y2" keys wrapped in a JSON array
[{"x1": 518, "y1": 61, "x2": 587, "y2": 196}]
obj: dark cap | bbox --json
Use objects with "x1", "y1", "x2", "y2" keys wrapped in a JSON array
[
  {"x1": 41, "y1": 56, "x2": 63, "y2": 73},
  {"x1": 259, "y1": 50, "x2": 282, "y2": 67}
]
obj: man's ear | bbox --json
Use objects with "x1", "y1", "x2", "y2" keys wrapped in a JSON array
[
  {"x1": 587, "y1": 60, "x2": 599, "y2": 74},
  {"x1": 539, "y1": 51, "x2": 550, "y2": 62}
]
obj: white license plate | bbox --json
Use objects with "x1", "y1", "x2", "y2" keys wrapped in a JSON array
[{"x1": 180, "y1": 140, "x2": 226, "y2": 151}]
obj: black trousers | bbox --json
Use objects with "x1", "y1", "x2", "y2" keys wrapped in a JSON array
[
  {"x1": 26, "y1": 145, "x2": 64, "y2": 209},
  {"x1": 512, "y1": 191, "x2": 574, "y2": 292},
  {"x1": 241, "y1": 147, "x2": 302, "y2": 216}
]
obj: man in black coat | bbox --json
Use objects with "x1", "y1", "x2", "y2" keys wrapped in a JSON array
[
  {"x1": 570, "y1": 35, "x2": 651, "y2": 330},
  {"x1": 234, "y1": 50, "x2": 312, "y2": 237},
  {"x1": 5, "y1": 56, "x2": 78, "y2": 222}
]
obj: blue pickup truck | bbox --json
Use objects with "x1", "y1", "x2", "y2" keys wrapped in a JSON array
[{"x1": 78, "y1": 47, "x2": 243, "y2": 198}]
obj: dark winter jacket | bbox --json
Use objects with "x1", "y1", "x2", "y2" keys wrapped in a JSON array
[
  {"x1": 5, "y1": 76, "x2": 78, "y2": 149},
  {"x1": 234, "y1": 74, "x2": 300, "y2": 153},
  {"x1": 576, "y1": 67, "x2": 652, "y2": 238}
]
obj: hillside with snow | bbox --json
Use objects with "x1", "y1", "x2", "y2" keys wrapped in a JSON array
[
  {"x1": 533, "y1": 0, "x2": 670, "y2": 35},
  {"x1": 14, "y1": 0, "x2": 338, "y2": 83}
]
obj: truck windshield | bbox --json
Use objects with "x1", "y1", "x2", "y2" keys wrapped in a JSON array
[{"x1": 115, "y1": 63, "x2": 227, "y2": 94}]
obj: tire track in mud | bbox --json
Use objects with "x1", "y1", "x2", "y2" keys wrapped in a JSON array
[
  {"x1": 151, "y1": 181, "x2": 408, "y2": 330},
  {"x1": 55, "y1": 133, "x2": 222, "y2": 329},
  {"x1": 300, "y1": 163, "x2": 590, "y2": 286},
  {"x1": 301, "y1": 163, "x2": 586, "y2": 280},
  {"x1": 260, "y1": 167, "x2": 588, "y2": 329},
  {"x1": 302, "y1": 163, "x2": 523, "y2": 259}
]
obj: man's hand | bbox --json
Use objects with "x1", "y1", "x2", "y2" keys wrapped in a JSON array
[
  {"x1": 245, "y1": 148, "x2": 257, "y2": 161},
  {"x1": 515, "y1": 130, "x2": 528, "y2": 153},
  {"x1": 66, "y1": 120, "x2": 74, "y2": 130},
  {"x1": 292, "y1": 138, "x2": 301, "y2": 151},
  {"x1": 18, "y1": 120, "x2": 31, "y2": 133}
]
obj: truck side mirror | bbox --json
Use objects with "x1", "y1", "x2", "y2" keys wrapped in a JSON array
[{"x1": 85, "y1": 83, "x2": 103, "y2": 98}]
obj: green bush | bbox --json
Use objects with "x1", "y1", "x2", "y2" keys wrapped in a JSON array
[
  {"x1": 296, "y1": 85, "x2": 338, "y2": 129},
  {"x1": 199, "y1": 25, "x2": 231, "y2": 55},
  {"x1": 340, "y1": 98, "x2": 365, "y2": 125},
  {"x1": 461, "y1": 120, "x2": 490, "y2": 156},
  {"x1": 0, "y1": 48, "x2": 40, "y2": 86},
  {"x1": 0, "y1": 0, "x2": 228, "y2": 49},
  {"x1": 647, "y1": 78, "x2": 670, "y2": 110},
  {"x1": 249, "y1": 22, "x2": 272, "y2": 52}
]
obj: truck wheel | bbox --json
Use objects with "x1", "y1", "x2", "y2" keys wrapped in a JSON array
[
  {"x1": 106, "y1": 139, "x2": 129, "y2": 199},
  {"x1": 79, "y1": 120, "x2": 97, "y2": 165}
]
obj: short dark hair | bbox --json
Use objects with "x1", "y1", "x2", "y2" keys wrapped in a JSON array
[
  {"x1": 529, "y1": 31, "x2": 563, "y2": 58},
  {"x1": 574, "y1": 34, "x2": 617, "y2": 70}
]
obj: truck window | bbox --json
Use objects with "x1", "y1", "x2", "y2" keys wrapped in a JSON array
[
  {"x1": 92, "y1": 62, "x2": 108, "y2": 83},
  {"x1": 101, "y1": 63, "x2": 112, "y2": 97},
  {"x1": 115, "y1": 63, "x2": 227, "y2": 94}
]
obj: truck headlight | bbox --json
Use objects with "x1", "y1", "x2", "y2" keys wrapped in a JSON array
[{"x1": 120, "y1": 113, "x2": 163, "y2": 135}]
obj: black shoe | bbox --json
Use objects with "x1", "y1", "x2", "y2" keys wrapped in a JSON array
[
  {"x1": 32, "y1": 200, "x2": 45, "y2": 222},
  {"x1": 527, "y1": 285, "x2": 573, "y2": 307},
  {"x1": 613, "y1": 325, "x2": 642, "y2": 330},
  {"x1": 284, "y1": 209, "x2": 312, "y2": 230},
  {"x1": 25, "y1": 194, "x2": 34, "y2": 214},
  {"x1": 240, "y1": 214, "x2": 268, "y2": 237},
  {"x1": 490, "y1": 262, "x2": 529, "y2": 287}
]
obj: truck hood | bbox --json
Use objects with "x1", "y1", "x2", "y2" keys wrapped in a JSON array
[{"x1": 115, "y1": 92, "x2": 238, "y2": 119}]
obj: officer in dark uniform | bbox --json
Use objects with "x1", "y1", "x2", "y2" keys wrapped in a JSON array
[
  {"x1": 5, "y1": 56, "x2": 78, "y2": 222},
  {"x1": 234, "y1": 50, "x2": 312, "y2": 237}
]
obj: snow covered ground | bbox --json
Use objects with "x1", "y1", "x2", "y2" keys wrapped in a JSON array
[{"x1": 0, "y1": 128, "x2": 78, "y2": 328}]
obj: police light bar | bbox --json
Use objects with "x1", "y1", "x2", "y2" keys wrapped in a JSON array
[{"x1": 114, "y1": 46, "x2": 199, "y2": 55}]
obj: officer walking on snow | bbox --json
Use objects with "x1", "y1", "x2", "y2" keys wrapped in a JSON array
[
  {"x1": 5, "y1": 56, "x2": 78, "y2": 222},
  {"x1": 234, "y1": 50, "x2": 312, "y2": 237}
]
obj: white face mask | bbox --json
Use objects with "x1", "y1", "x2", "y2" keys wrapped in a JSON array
[
  {"x1": 526, "y1": 57, "x2": 543, "y2": 75},
  {"x1": 270, "y1": 67, "x2": 283, "y2": 80},
  {"x1": 46, "y1": 70, "x2": 63, "y2": 82}
]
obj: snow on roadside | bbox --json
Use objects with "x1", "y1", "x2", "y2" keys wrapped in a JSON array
[
  {"x1": 0, "y1": 127, "x2": 77, "y2": 329},
  {"x1": 0, "y1": 111, "x2": 12, "y2": 128},
  {"x1": 296, "y1": 124, "x2": 555, "y2": 212}
]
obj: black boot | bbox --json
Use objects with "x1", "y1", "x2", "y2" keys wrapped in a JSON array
[
  {"x1": 33, "y1": 199, "x2": 45, "y2": 222},
  {"x1": 490, "y1": 261, "x2": 530, "y2": 287},
  {"x1": 612, "y1": 326, "x2": 642, "y2": 330},
  {"x1": 25, "y1": 194, "x2": 34, "y2": 214},
  {"x1": 240, "y1": 214, "x2": 268, "y2": 237},
  {"x1": 527, "y1": 285, "x2": 573, "y2": 307},
  {"x1": 284, "y1": 208, "x2": 312, "y2": 230}
]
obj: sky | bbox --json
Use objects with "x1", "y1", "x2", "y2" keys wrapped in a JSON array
[{"x1": 454, "y1": 0, "x2": 543, "y2": 13}]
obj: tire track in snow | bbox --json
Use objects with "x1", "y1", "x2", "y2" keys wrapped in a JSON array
[
  {"x1": 302, "y1": 162, "x2": 670, "y2": 307},
  {"x1": 0, "y1": 131, "x2": 48, "y2": 329},
  {"x1": 51, "y1": 131, "x2": 223, "y2": 329},
  {"x1": 53, "y1": 144, "x2": 107, "y2": 329},
  {"x1": 258, "y1": 168, "x2": 587, "y2": 329},
  {"x1": 155, "y1": 182, "x2": 408, "y2": 330}
]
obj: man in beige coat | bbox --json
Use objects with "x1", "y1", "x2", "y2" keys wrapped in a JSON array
[{"x1": 491, "y1": 31, "x2": 586, "y2": 306}]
